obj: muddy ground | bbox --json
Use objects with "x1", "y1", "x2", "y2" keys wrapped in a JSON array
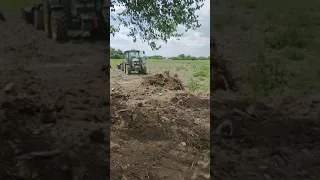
[
  {"x1": 0, "y1": 10, "x2": 109, "y2": 179},
  {"x1": 211, "y1": 0, "x2": 320, "y2": 179},
  {"x1": 110, "y1": 69, "x2": 210, "y2": 179},
  {"x1": 211, "y1": 89, "x2": 320, "y2": 180}
]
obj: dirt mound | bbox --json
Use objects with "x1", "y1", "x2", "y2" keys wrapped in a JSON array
[
  {"x1": 0, "y1": 10, "x2": 109, "y2": 180},
  {"x1": 171, "y1": 93, "x2": 210, "y2": 109},
  {"x1": 0, "y1": 95, "x2": 109, "y2": 180},
  {"x1": 143, "y1": 71, "x2": 184, "y2": 90},
  {"x1": 110, "y1": 76, "x2": 210, "y2": 179},
  {"x1": 211, "y1": 92, "x2": 320, "y2": 180},
  {"x1": 211, "y1": 38, "x2": 237, "y2": 91}
]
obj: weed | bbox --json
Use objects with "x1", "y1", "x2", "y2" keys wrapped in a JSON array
[
  {"x1": 284, "y1": 48, "x2": 304, "y2": 61},
  {"x1": 176, "y1": 66, "x2": 186, "y2": 71},
  {"x1": 113, "y1": 120, "x2": 126, "y2": 131},
  {"x1": 155, "y1": 84, "x2": 164, "y2": 94},
  {"x1": 187, "y1": 78, "x2": 201, "y2": 92},
  {"x1": 249, "y1": 53, "x2": 287, "y2": 97},
  {"x1": 193, "y1": 69, "x2": 208, "y2": 78},
  {"x1": 265, "y1": 28, "x2": 309, "y2": 49},
  {"x1": 198, "y1": 77, "x2": 207, "y2": 81}
]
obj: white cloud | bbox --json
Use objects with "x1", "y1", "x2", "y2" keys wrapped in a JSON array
[
  {"x1": 113, "y1": 5, "x2": 125, "y2": 13},
  {"x1": 111, "y1": 0, "x2": 210, "y2": 57}
]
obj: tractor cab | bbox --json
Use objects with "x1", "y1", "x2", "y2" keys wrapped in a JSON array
[
  {"x1": 118, "y1": 49, "x2": 147, "y2": 75},
  {"x1": 125, "y1": 49, "x2": 144, "y2": 63}
]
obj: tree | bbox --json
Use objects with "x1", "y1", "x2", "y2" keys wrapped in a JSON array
[
  {"x1": 111, "y1": 0, "x2": 205, "y2": 50},
  {"x1": 110, "y1": 48, "x2": 125, "y2": 59}
]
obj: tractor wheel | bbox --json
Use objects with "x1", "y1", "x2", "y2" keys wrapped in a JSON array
[
  {"x1": 127, "y1": 66, "x2": 132, "y2": 75},
  {"x1": 124, "y1": 64, "x2": 131, "y2": 75},
  {"x1": 51, "y1": 11, "x2": 68, "y2": 41},
  {"x1": 44, "y1": 4, "x2": 51, "y2": 38},
  {"x1": 33, "y1": 9, "x2": 44, "y2": 30},
  {"x1": 143, "y1": 67, "x2": 147, "y2": 74},
  {"x1": 121, "y1": 64, "x2": 124, "y2": 71}
]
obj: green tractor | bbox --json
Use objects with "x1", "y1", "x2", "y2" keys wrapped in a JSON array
[
  {"x1": 117, "y1": 49, "x2": 147, "y2": 75},
  {"x1": 21, "y1": 0, "x2": 109, "y2": 41}
]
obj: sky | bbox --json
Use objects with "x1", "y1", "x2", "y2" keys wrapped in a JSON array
[{"x1": 110, "y1": 0, "x2": 210, "y2": 57}]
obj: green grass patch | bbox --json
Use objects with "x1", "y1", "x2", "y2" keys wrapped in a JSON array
[
  {"x1": 248, "y1": 53, "x2": 287, "y2": 97},
  {"x1": 265, "y1": 28, "x2": 310, "y2": 50},
  {"x1": 110, "y1": 59, "x2": 121, "y2": 66},
  {"x1": 176, "y1": 66, "x2": 187, "y2": 71},
  {"x1": 187, "y1": 78, "x2": 201, "y2": 92},
  {"x1": 193, "y1": 65, "x2": 209, "y2": 78}
]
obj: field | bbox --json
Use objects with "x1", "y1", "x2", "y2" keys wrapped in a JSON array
[
  {"x1": 111, "y1": 59, "x2": 210, "y2": 92},
  {"x1": 0, "y1": 4, "x2": 110, "y2": 180},
  {"x1": 212, "y1": 0, "x2": 320, "y2": 179},
  {"x1": 213, "y1": 0, "x2": 320, "y2": 97},
  {"x1": 110, "y1": 58, "x2": 210, "y2": 179}
]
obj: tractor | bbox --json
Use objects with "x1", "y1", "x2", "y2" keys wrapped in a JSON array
[
  {"x1": 117, "y1": 49, "x2": 147, "y2": 75},
  {"x1": 20, "y1": 0, "x2": 109, "y2": 41}
]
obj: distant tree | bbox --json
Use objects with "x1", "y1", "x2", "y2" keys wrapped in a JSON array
[
  {"x1": 179, "y1": 54, "x2": 186, "y2": 58},
  {"x1": 110, "y1": 47, "x2": 125, "y2": 59},
  {"x1": 170, "y1": 54, "x2": 209, "y2": 60},
  {"x1": 148, "y1": 55, "x2": 164, "y2": 59}
]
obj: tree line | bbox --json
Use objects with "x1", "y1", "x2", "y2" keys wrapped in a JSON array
[{"x1": 110, "y1": 48, "x2": 209, "y2": 60}]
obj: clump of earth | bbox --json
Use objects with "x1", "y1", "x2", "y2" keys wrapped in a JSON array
[{"x1": 142, "y1": 71, "x2": 184, "y2": 90}]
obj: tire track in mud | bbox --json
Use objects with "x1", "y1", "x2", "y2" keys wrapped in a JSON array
[{"x1": 110, "y1": 70, "x2": 210, "y2": 179}]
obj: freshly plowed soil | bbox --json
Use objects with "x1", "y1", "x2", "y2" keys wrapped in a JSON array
[
  {"x1": 143, "y1": 71, "x2": 185, "y2": 91},
  {"x1": 211, "y1": 38, "x2": 236, "y2": 91},
  {"x1": 211, "y1": 38, "x2": 320, "y2": 180},
  {"x1": 0, "y1": 10, "x2": 109, "y2": 180},
  {"x1": 211, "y1": 91, "x2": 320, "y2": 180},
  {"x1": 110, "y1": 71, "x2": 210, "y2": 179}
]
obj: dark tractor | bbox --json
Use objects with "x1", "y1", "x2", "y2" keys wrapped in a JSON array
[
  {"x1": 21, "y1": 0, "x2": 109, "y2": 41},
  {"x1": 117, "y1": 50, "x2": 147, "y2": 75}
]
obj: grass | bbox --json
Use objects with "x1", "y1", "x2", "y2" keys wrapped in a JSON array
[
  {"x1": 265, "y1": 28, "x2": 311, "y2": 50},
  {"x1": 248, "y1": 53, "x2": 287, "y2": 97},
  {"x1": 110, "y1": 59, "x2": 210, "y2": 92},
  {"x1": 212, "y1": 0, "x2": 320, "y2": 97}
]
